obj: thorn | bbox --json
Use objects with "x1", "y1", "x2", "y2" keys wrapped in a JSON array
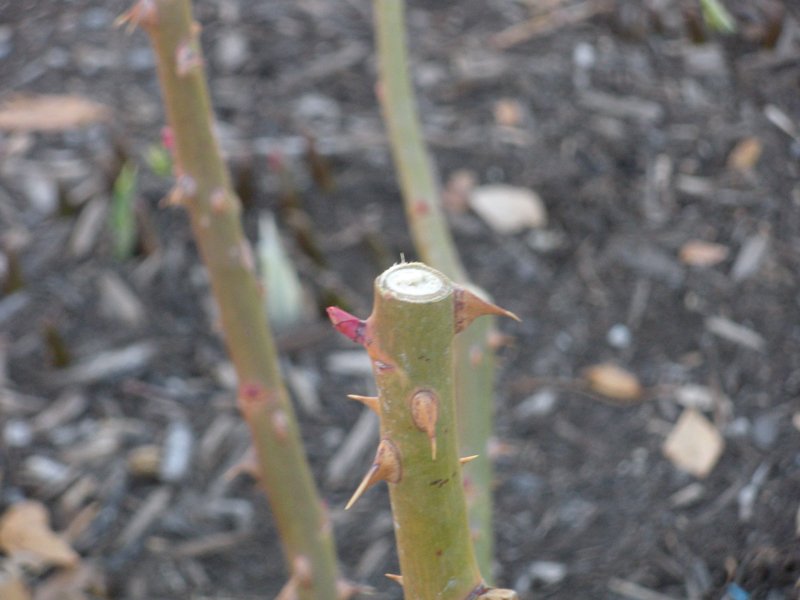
[
  {"x1": 160, "y1": 126, "x2": 175, "y2": 152},
  {"x1": 163, "y1": 175, "x2": 197, "y2": 207},
  {"x1": 275, "y1": 579, "x2": 298, "y2": 600},
  {"x1": 345, "y1": 439, "x2": 401, "y2": 510},
  {"x1": 224, "y1": 445, "x2": 259, "y2": 480},
  {"x1": 326, "y1": 306, "x2": 367, "y2": 345},
  {"x1": 237, "y1": 382, "x2": 273, "y2": 408},
  {"x1": 385, "y1": 573, "x2": 403, "y2": 586},
  {"x1": 292, "y1": 555, "x2": 313, "y2": 588},
  {"x1": 347, "y1": 394, "x2": 380, "y2": 414},
  {"x1": 272, "y1": 409, "x2": 289, "y2": 442},
  {"x1": 410, "y1": 390, "x2": 439, "y2": 460},
  {"x1": 115, "y1": 0, "x2": 157, "y2": 32},
  {"x1": 239, "y1": 238, "x2": 255, "y2": 272},
  {"x1": 454, "y1": 285, "x2": 520, "y2": 334},
  {"x1": 337, "y1": 579, "x2": 374, "y2": 599},
  {"x1": 210, "y1": 188, "x2": 228, "y2": 213},
  {"x1": 460, "y1": 454, "x2": 479, "y2": 465}
]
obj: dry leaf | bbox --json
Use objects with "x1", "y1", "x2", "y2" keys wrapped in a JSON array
[
  {"x1": 727, "y1": 137, "x2": 762, "y2": 172},
  {"x1": 0, "y1": 95, "x2": 111, "y2": 132},
  {"x1": 0, "y1": 501, "x2": 80, "y2": 568},
  {"x1": 0, "y1": 572, "x2": 31, "y2": 600},
  {"x1": 679, "y1": 240, "x2": 729, "y2": 267},
  {"x1": 469, "y1": 184, "x2": 547, "y2": 234},
  {"x1": 662, "y1": 409, "x2": 724, "y2": 478},
  {"x1": 583, "y1": 363, "x2": 642, "y2": 401}
]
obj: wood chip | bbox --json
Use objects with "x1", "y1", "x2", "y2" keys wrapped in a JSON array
[
  {"x1": 704, "y1": 316, "x2": 765, "y2": 351},
  {"x1": 0, "y1": 95, "x2": 111, "y2": 132},
  {"x1": 115, "y1": 487, "x2": 172, "y2": 550},
  {"x1": 579, "y1": 90, "x2": 664, "y2": 123},
  {"x1": 674, "y1": 385, "x2": 715, "y2": 411},
  {"x1": 170, "y1": 531, "x2": 251, "y2": 558},
  {"x1": 98, "y1": 272, "x2": 145, "y2": 326},
  {"x1": 469, "y1": 184, "x2": 547, "y2": 234},
  {"x1": 32, "y1": 560, "x2": 106, "y2": 600},
  {"x1": 49, "y1": 342, "x2": 157, "y2": 386},
  {"x1": 727, "y1": 137, "x2": 763, "y2": 172},
  {"x1": 608, "y1": 577, "x2": 681, "y2": 600},
  {"x1": 662, "y1": 409, "x2": 724, "y2": 478},
  {"x1": 31, "y1": 389, "x2": 88, "y2": 433},
  {"x1": 668, "y1": 482, "x2": 706, "y2": 507},
  {"x1": 69, "y1": 197, "x2": 107, "y2": 258},
  {"x1": 491, "y1": 0, "x2": 615, "y2": 49},
  {"x1": 286, "y1": 363, "x2": 322, "y2": 415},
  {"x1": 494, "y1": 98, "x2": 524, "y2": 127},
  {"x1": 678, "y1": 240, "x2": 729, "y2": 267},
  {"x1": 442, "y1": 169, "x2": 477, "y2": 214},
  {"x1": 583, "y1": 363, "x2": 642, "y2": 401},
  {"x1": 730, "y1": 233, "x2": 768, "y2": 282},
  {"x1": 325, "y1": 409, "x2": 379, "y2": 488},
  {"x1": 0, "y1": 501, "x2": 80, "y2": 568}
]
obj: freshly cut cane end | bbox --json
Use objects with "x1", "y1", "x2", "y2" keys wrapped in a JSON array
[
  {"x1": 385, "y1": 573, "x2": 404, "y2": 586},
  {"x1": 378, "y1": 262, "x2": 451, "y2": 303},
  {"x1": 345, "y1": 439, "x2": 402, "y2": 510},
  {"x1": 410, "y1": 389, "x2": 439, "y2": 460}
]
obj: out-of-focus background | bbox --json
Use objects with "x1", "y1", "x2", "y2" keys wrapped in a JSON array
[{"x1": 0, "y1": 1, "x2": 798, "y2": 598}]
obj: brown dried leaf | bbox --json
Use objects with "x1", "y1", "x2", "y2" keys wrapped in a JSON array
[
  {"x1": 0, "y1": 501, "x2": 80, "y2": 568},
  {"x1": 727, "y1": 137, "x2": 762, "y2": 172},
  {"x1": 662, "y1": 409, "x2": 724, "y2": 478},
  {"x1": 583, "y1": 363, "x2": 642, "y2": 401},
  {"x1": 0, "y1": 572, "x2": 31, "y2": 600},
  {"x1": 679, "y1": 240, "x2": 730, "y2": 267},
  {"x1": 0, "y1": 95, "x2": 111, "y2": 132}
]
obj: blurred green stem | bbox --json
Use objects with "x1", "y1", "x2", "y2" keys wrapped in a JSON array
[
  {"x1": 374, "y1": 0, "x2": 498, "y2": 574},
  {"x1": 128, "y1": 1, "x2": 340, "y2": 597}
]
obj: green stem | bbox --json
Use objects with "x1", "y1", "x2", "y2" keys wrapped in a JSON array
[
  {"x1": 129, "y1": 2, "x2": 339, "y2": 597},
  {"x1": 374, "y1": 0, "x2": 496, "y2": 572},
  {"x1": 371, "y1": 263, "x2": 482, "y2": 600}
]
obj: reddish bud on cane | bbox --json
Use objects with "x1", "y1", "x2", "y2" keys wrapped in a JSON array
[{"x1": 327, "y1": 306, "x2": 367, "y2": 346}]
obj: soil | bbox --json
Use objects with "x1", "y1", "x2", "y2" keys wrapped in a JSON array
[{"x1": 1, "y1": 1, "x2": 799, "y2": 599}]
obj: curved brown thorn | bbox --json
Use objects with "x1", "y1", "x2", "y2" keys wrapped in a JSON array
[
  {"x1": 453, "y1": 285, "x2": 520, "y2": 334},
  {"x1": 411, "y1": 389, "x2": 439, "y2": 460}
]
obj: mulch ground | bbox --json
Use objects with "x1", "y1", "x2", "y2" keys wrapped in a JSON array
[{"x1": 1, "y1": 1, "x2": 799, "y2": 599}]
